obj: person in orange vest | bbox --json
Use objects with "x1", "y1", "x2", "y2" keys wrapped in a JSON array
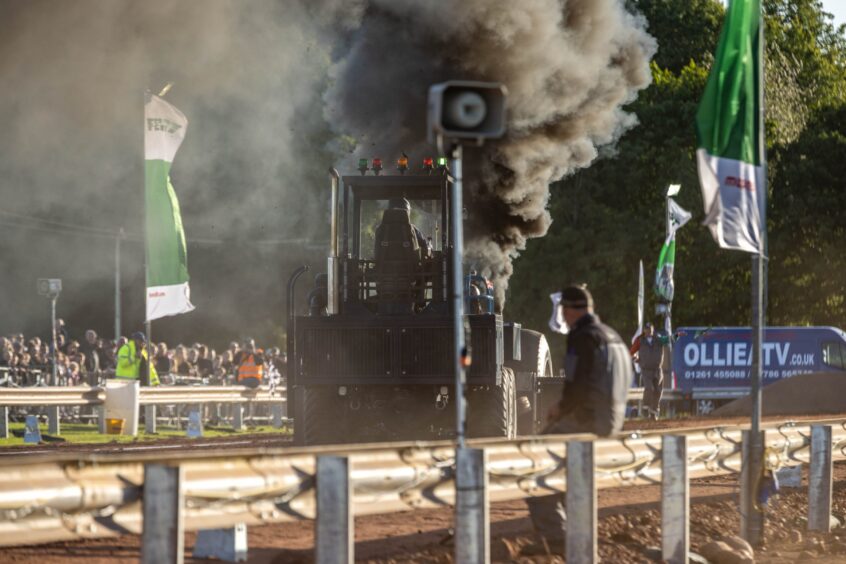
[{"x1": 234, "y1": 338, "x2": 263, "y2": 388}]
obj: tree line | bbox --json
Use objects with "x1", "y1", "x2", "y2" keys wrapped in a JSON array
[{"x1": 507, "y1": 0, "x2": 846, "y2": 352}]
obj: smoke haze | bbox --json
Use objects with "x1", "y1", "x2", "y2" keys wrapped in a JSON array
[{"x1": 0, "y1": 0, "x2": 653, "y2": 342}]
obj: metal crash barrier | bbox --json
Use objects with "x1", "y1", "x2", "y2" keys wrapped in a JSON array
[{"x1": 0, "y1": 418, "x2": 843, "y2": 562}]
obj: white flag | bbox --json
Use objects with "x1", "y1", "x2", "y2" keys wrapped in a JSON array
[
  {"x1": 632, "y1": 260, "x2": 644, "y2": 345},
  {"x1": 668, "y1": 198, "x2": 692, "y2": 237}
]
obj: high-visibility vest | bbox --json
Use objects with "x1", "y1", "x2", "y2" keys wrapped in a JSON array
[
  {"x1": 237, "y1": 353, "x2": 263, "y2": 383},
  {"x1": 115, "y1": 341, "x2": 160, "y2": 386}
]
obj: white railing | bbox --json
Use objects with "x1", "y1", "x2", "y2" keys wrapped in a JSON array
[{"x1": 0, "y1": 384, "x2": 287, "y2": 437}]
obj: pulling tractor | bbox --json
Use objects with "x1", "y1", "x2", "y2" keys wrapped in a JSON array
[{"x1": 287, "y1": 158, "x2": 564, "y2": 444}]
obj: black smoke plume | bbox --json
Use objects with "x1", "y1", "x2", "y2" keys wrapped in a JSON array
[{"x1": 326, "y1": 0, "x2": 656, "y2": 309}]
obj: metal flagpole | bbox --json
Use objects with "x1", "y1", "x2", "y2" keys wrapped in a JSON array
[
  {"x1": 744, "y1": 3, "x2": 768, "y2": 546},
  {"x1": 144, "y1": 91, "x2": 153, "y2": 387}
]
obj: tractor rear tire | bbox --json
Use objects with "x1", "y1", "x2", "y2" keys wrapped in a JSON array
[
  {"x1": 467, "y1": 367, "x2": 516, "y2": 439},
  {"x1": 505, "y1": 329, "x2": 555, "y2": 435},
  {"x1": 506, "y1": 328, "x2": 554, "y2": 378}
]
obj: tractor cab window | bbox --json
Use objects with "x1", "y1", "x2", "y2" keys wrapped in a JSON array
[{"x1": 358, "y1": 199, "x2": 441, "y2": 260}]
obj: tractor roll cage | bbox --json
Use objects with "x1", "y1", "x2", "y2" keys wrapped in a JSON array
[{"x1": 331, "y1": 172, "x2": 454, "y2": 315}]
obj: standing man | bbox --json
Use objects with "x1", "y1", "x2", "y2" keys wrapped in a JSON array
[
  {"x1": 630, "y1": 321, "x2": 665, "y2": 420},
  {"x1": 114, "y1": 332, "x2": 160, "y2": 386},
  {"x1": 234, "y1": 338, "x2": 263, "y2": 389},
  {"x1": 523, "y1": 285, "x2": 632, "y2": 555},
  {"x1": 80, "y1": 330, "x2": 101, "y2": 385}
]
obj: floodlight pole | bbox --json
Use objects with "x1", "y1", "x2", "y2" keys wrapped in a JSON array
[
  {"x1": 448, "y1": 143, "x2": 467, "y2": 449},
  {"x1": 115, "y1": 228, "x2": 123, "y2": 341},
  {"x1": 50, "y1": 296, "x2": 58, "y2": 386}
]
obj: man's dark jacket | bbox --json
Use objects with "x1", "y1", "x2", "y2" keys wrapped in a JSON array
[{"x1": 558, "y1": 313, "x2": 632, "y2": 436}]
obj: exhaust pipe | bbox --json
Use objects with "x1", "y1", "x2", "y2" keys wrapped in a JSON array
[{"x1": 328, "y1": 168, "x2": 341, "y2": 315}]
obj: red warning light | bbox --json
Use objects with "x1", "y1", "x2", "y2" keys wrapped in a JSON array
[
  {"x1": 423, "y1": 157, "x2": 434, "y2": 168},
  {"x1": 372, "y1": 158, "x2": 383, "y2": 175}
]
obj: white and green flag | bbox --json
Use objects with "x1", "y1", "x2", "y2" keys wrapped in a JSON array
[
  {"x1": 654, "y1": 198, "x2": 691, "y2": 303},
  {"x1": 144, "y1": 94, "x2": 194, "y2": 321},
  {"x1": 695, "y1": 0, "x2": 765, "y2": 253}
]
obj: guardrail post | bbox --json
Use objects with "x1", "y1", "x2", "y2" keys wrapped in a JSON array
[
  {"x1": 808, "y1": 424, "x2": 833, "y2": 532},
  {"x1": 142, "y1": 464, "x2": 184, "y2": 564},
  {"x1": 145, "y1": 405, "x2": 157, "y2": 434},
  {"x1": 566, "y1": 440, "x2": 597, "y2": 564},
  {"x1": 272, "y1": 403, "x2": 284, "y2": 429},
  {"x1": 455, "y1": 447, "x2": 489, "y2": 564},
  {"x1": 740, "y1": 429, "x2": 765, "y2": 545},
  {"x1": 47, "y1": 405, "x2": 60, "y2": 435},
  {"x1": 232, "y1": 404, "x2": 244, "y2": 431},
  {"x1": 0, "y1": 407, "x2": 8, "y2": 439},
  {"x1": 662, "y1": 435, "x2": 689, "y2": 563},
  {"x1": 316, "y1": 455, "x2": 352, "y2": 564},
  {"x1": 97, "y1": 405, "x2": 106, "y2": 434}
]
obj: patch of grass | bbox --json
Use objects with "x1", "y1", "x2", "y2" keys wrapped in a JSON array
[{"x1": 0, "y1": 421, "x2": 290, "y2": 447}]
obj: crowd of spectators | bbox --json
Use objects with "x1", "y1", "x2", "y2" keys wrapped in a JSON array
[{"x1": 0, "y1": 319, "x2": 287, "y2": 387}]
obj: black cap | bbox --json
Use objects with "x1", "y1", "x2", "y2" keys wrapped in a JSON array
[
  {"x1": 131, "y1": 331, "x2": 146, "y2": 342},
  {"x1": 644, "y1": 321, "x2": 654, "y2": 329},
  {"x1": 560, "y1": 284, "x2": 593, "y2": 309}
]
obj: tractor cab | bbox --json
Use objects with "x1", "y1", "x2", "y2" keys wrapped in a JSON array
[{"x1": 331, "y1": 159, "x2": 455, "y2": 316}]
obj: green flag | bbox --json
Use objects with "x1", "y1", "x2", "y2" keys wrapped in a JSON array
[
  {"x1": 144, "y1": 94, "x2": 194, "y2": 321},
  {"x1": 695, "y1": 0, "x2": 765, "y2": 253},
  {"x1": 654, "y1": 236, "x2": 676, "y2": 302}
]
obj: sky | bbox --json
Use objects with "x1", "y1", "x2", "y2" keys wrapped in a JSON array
[{"x1": 823, "y1": 0, "x2": 846, "y2": 27}]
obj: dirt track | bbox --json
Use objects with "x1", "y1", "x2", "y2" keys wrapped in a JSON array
[{"x1": 6, "y1": 466, "x2": 846, "y2": 563}]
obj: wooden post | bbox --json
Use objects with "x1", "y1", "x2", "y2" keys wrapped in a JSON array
[
  {"x1": 662, "y1": 435, "x2": 689, "y2": 563},
  {"x1": 808, "y1": 425, "x2": 833, "y2": 532},
  {"x1": 316, "y1": 456, "x2": 352, "y2": 564},
  {"x1": 455, "y1": 447, "x2": 489, "y2": 563},
  {"x1": 566, "y1": 440, "x2": 597, "y2": 564},
  {"x1": 141, "y1": 464, "x2": 184, "y2": 564}
]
